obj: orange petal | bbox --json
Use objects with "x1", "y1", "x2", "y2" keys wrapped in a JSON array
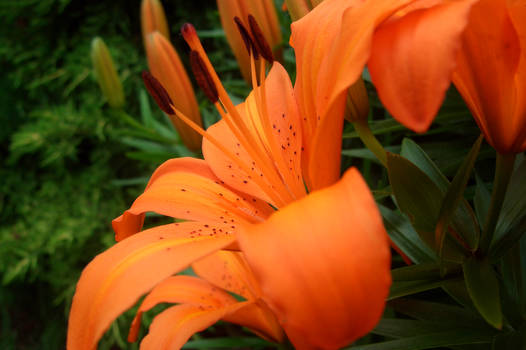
[
  {"x1": 129, "y1": 274, "x2": 283, "y2": 344},
  {"x1": 452, "y1": 0, "x2": 521, "y2": 153},
  {"x1": 507, "y1": 0, "x2": 526, "y2": 152},
  {"x1": 223, "y1": 300, "x2": 284, "y2": 343},
  {"x1": 291, "y1": 0, "x2": 414, "y2": 190},
  {"x1": 237, "y1": 167, "x2": 391, "y2": 349},
  {"x1": 129, "y1": 275, "x2": 238, "y2": 342},
  {"x1": 192, "y1": 250, "x2": 260, "y2": 300},
  {"x1": 140, "y1": 303, "x2": 248, "y2": 350},
  {"x1": 112, "y1": 158, "x2": 273, "y2": 241},
  {"x1": 368, "y1": 0, "x2": 477, "y2": 133},
  {"x1": 146, "y1": 32, "x2": 202, "y2": 150},
  {"x1": 203, "y1": 63, "x2": 304, "y2": 206},
  {"x1": 66, "y1": 222, "x2": 236, "y2": 350}
]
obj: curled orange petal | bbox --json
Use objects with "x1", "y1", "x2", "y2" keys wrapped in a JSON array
[
  {"x1": 129, "y1": 275, "x2": 238, "y2": 342},
  {"x1": 112, "y1": 158, "x2": 272, "y2": 241},
  {"x1": 237, "y1": 167, "x2": 391, "y2": 349},
  {"x1": 67, "y1": 222, "x2": 235, "y2": 350},
  {"x1": 368, "y1": 0, "x2": 477, "y2": 132}
]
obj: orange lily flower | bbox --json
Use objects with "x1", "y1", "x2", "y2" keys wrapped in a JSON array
[
  {"x1": 146, "y1": 32, "x2": 203, "y2": 151},
  {"x1": 217, "y1": 0, "x2": 281, "y2": 83},
  {"x1": 291, "y1": 0, "x2": 478, "y2": 187},
  {"x1": 451, "y1": 0, "x2": 526, "y2": 153},
  {"x1": 67, "y1": 19, "x2": 392, "y2": 350},
  {"x1": 362, "y1": 0, "x2": 526, "y2": 153}
]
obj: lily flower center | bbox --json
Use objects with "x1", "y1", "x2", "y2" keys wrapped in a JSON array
[{"x1": 159, "y1": 20, "x2": 307, "y2": 208}]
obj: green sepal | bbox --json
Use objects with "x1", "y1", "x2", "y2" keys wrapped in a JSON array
[{"x1": 463, "y1": 257, "x2": 503, "y2": 329}]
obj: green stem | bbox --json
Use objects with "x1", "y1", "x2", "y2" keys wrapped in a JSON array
[
  {"x1": 479, "y1": 152, "x2": 516, "y2": 256},
  {"x1": 353, "y1": 119, "x2": 388, "y2": 167}
]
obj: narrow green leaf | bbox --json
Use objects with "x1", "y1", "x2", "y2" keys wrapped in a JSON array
[
  {"x1": 463, "y1": 257, "x2": 503, "y2": 329},
  {"x1": 183, "y1": 336, "x2": 275, "y2": 349},
  {"x1": 400, "y1": 139, "x2": 447, "y2": 188},
  {"x1": 388, "y1": 278, "x2": 452, "y2": 300},
  {"x1": 342, "y1": 146, "x2": 400, "y2": 162},
  {"x1": 379, "y1": 205, "x2": 437, "y2": 263},
  {"x1": 386, "y1": 153, "x2": 465, "y2": 262},
  {"x1": 491, "y1": 157, "x2": 526, "y2": 257},
  {"x1": 391, "y1": 263, "x2": 442, "y2": 281},
  {"x1": 401, "y1": 138, "x2": 480, "y2": 251},
  {"x1": 388, "y1": 299, "x2": 486, "y2": 327},
  {"x1": 139, "y1": 88, "x2": 155, "y2": 129},
  {"x1": 435, "y1": 135, "x2": 483, "y2": 256},
  {"x1": 372, "y1": 319, "x2": 454, "y2": 339},
  {"x1": 474, "y1": 173, "x2": 491, "y2": 227},
  {"x1": 348, "y1": 329, "x2": 493, "y2": 350}
]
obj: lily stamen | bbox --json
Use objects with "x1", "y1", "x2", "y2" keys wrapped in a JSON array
[{"x1": 182, "y1": 22, "x2": 299, "y2": 206}]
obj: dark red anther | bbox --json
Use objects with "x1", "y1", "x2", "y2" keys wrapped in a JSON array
[
  {"x1": 234, "y1": 16, "x2": 259, "y2": 60},
  {"x1": 247, "y1": 15, "x2": 273, "y2": 63},
  {"x1": 189, "y1": 50, "x2": 219, "y2": 103},
  {"x1": 181, "y1": 23, "x2": 197, "y2": 41},
  {"x1": 141, "y1": 71, "x2": 174, "y2": 115}
]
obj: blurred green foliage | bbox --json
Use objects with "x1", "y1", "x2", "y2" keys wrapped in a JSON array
[{"x1": 0, "y1": 0, "x2": 224, "y2": 348}]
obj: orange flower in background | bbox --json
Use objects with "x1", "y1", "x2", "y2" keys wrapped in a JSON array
[
  {"x1": 452, "y1": 0, "x2": 526, "y2": 154},
  {"x1": 67, "y1": 18, "x2": 392, "y2": 350},
  {"x1": 283, "y1": 0, "x2": 324, "y2": 20},
  {"x1": 146, "y1": 32, "x2": 203, "y2": 151},
  {"x1": 217, "y1": 0, "x2": 281, "y2": 83},
  {"x1": 291, "y1": 0, "x2": 478, "y2": 189}
]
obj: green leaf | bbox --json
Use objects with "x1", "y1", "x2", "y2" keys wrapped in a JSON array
[
  {"x1": 139, "y1": 88, "x2": 155, "y2": 129},
  {"x1": 435, "y1": 135, "x2": 483, "y2": 256},
  {"x1": 372, "y1": 319, "x2": 454, "y2": 339},
  {"x1": 491, "y1": 157, "x2": 526, "y2": 257},
  {"x1": 183, "y1": 336, "x2": 275, "y2": 349},
  {"x1": 387, "y1": 153, "x2": 465, "y2": 262},
  {"x1": 474, "y1": 174, "x2": 491, "y2": 227},
  {"x1": 348, "y1": 329, "x2": 493, "y2": 350},
  {"x1": 401, "y1": 138, "x2": 479, "y2": 252},
  {"x1": 463, "y1": 257, "x2": 503, "y2": 329},
  {"x1": 391, "y1": 263, "x2": 442, "y2": 281},
  {"x1": 499, "y1": 237, "x2": 526, "y2": 327},
  {"x1": 388, "y1": 278, "x2": 454, "y2": 300},
  {"x1": 379, "y1": 205, "x2": 437, "y2": 263},
  {"x1": 388, "y1": 299, "x2": 486, "y2": 327}
]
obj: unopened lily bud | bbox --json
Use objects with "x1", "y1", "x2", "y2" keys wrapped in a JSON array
[
  {"x1": 345, "y1": 77, "x2": 370, "y2": 123},
  {"x1": 91, "y1": 37, "x2": 125, "y2": 108},
  {"x1": 141, "y1": 0, "x2": 170, "y2": 45},
  {"x1": 284, "y1": 0, "x2": 324, "y2": 21},
  {"x1": 146, "y1": 32, "x2": 203, "y2": 151},
  {"x1": 217, "y1": 0, "x2": 281, "y2": 83}
]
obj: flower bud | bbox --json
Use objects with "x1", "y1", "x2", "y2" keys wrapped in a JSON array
[
  {"x1": 91, "y1": 37, "x2": 125, "y2": 108},
  {"x1": 141, "y1": 0, "x2": 170, "y2": 45},
  {"x1": 146, "y1": 32, "x2": 203, "y2": 151},
  {"x1": 345, "y1": 77, "x2": 370, "y2": 123}
]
